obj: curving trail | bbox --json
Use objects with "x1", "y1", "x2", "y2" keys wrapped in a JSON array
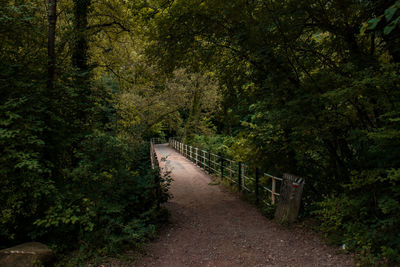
[{"x1": 134, "y1": 144, "x2": 353, "y2": 267}]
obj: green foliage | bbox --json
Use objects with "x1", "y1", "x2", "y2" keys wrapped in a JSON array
[
  {"x1": 2, "y1": 0, "x2": 400, "y2": 265},
  {"x1": 146, "y1": 0, "x2": 400, "y2": 264},
  {"x1": 0, "y1": 1, "x2": 51, "y2": 243},
  {"x1": 41, "y1": 134, "x2": 168, "y2": 263},
  {"x1": 187, "y1": 134, "x2": 235, "y2": 158},
  {"x1": 363, "y1": 1, "x2": 400, "y2": 35},
  {"x1": 315, "y1": 169, "x2": 400, "y2": 264},
  {"x1": 0, "y1": 1, "x2": 170, "y2": 265}
]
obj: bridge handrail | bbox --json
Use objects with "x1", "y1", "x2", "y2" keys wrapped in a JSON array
[{"x1": 168, "y1": 137, "x2": 284, "y2": 205}]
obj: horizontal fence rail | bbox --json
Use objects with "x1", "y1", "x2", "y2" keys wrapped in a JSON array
[{"x1": 169, "y1": 138, "x2": 283, "y2": 205}]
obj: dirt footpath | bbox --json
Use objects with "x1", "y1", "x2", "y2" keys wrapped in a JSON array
[{"x1": 134, "y1": 144, "x2": 353, "y2": 267}]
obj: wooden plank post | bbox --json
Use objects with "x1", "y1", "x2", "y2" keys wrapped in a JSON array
[
  {"x1": 208, "y1": 152, "x2": 211, "y2": 173},
  {"x1": 204, "y1": 151, "x2": 206, "y2": 170},
  {"x1": 199, "y1": 150, "x2": 202, "y2": 168},
  {"x1": 220, "y1": 154, "x2": 224, "y2": 180},
  {"x1": 229, "y1": 160, "x2": 233, "y2": 184},
  {"x1": 255, "y1": 168, "x2": 259, "y2": 205},
  {"x1": 275, "y1": 173, "x2": 305, "y2": 224},
  {"x1": 150, "y1": 141, "x2": 154, "y2": 169},
  {"x1": 238, "y1": 162, "x2": 242, "y2": 192},
  {"x1": 214, "y1": 154, "x2": 216, "y2": 174},
  {"x1": 271, "y1": 178, "x2": 276, "y2": 205}
]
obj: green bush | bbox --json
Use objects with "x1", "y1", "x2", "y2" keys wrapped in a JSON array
[
  {"x1": 187, "y1": 134, "x2": 235, "y2": 158},
  {"x1": 315, "y1": 169, "x2": 400, "y2": 264},
  {"x1": 35, "y1": 134, "x2": 169, "y2": 261},
  {"x1": 1, "y1": 128, "x2": 169, "y2": 263}
]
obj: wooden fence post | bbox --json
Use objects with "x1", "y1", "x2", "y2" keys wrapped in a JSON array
[
  {"x1": 271, "y1": 178, "x2": 276, "y2": 205},
  {"x1": 150, "y1": 141, "x2": 154, "y2": 169},
  {"x1": 204, "y1": 151, "x2": 206, "y2": 169},
  {"x1": 195, "y1": 148, "x2": 198, "y2": 165},
  {"x1": 255, "y1": 168, "x2": 259, "y2": 205},
  {"x1": 220, "y1": 154, "x2": 224, "y2": 180},
  {"x1": 238, "y1": 162, "x2": 242, "y2": 192},
  {"x1": 275, "y1": 173, "x2": 305, "y2": 224},
  {"x1": 208, "y1": 152, "x2": 211, "y2": 173},
  {"x1": 229, "y1": 160, "x2": 233, "y2": 184},
  {"x1": 214, "y1": 154, "x2": 216, "y2": 173}
]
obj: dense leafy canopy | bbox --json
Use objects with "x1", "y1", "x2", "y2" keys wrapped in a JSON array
[
  {"x1": 0, "y1": 1, "x2": 169, "y2": 264},
  {"x1": 145, "y1": 0, "x2": 400, "y2": 264},
  {"x1": 1, "y1": 0, "x2": 400, "y2": 265}
]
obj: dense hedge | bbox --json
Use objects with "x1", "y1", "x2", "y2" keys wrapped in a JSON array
[{"x1": 0, "y1": 3, "x2": 169, "y2": 265}]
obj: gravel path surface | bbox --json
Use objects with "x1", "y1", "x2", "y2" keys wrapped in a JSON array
[{"x1": 134, "y1": 144, "x2": 353, "y2": 267}]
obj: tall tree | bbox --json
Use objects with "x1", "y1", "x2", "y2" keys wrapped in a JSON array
[
  {"x1": 72, "y1": 0, "x2": 92, "y2": 128},
  {"x1": 47, "y1": 0, "x2": 57, "y2": 91}
]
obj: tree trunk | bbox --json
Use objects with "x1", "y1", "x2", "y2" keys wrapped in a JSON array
[
  {"x1": 47, "y1": 0, "x2": 57, "y2": 91},
  {"x1": 72, "y1": 0, "x2": 90, "y2": 71},
  {"x1": 72, "y1": 0, "x2": 91, "y2": 126},
  {"x1": 44, "y1": 0, "x2": 57, "y2": 165}
]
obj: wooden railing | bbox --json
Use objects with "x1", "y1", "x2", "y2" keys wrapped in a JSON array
[
  {"x1": 150, "y1": 139, "x2": 160, "y2": 170},
  {"x1": 169, "y1": 138, "x2": 283, "y2": 205},
  {"x1": 150, "y1": 138, "x2": 163, "y2": 208}
]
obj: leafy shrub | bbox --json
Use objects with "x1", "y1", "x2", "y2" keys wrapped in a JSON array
[
  {"x1": 32, "y1": 133, "x2": 170, "y2": 263},
  {"x1": 315, "y1": 169, "x2": 400, "y2": 264},
  {"x1": 187, "y1": 134, "x2": 235, "y2": 158}
]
